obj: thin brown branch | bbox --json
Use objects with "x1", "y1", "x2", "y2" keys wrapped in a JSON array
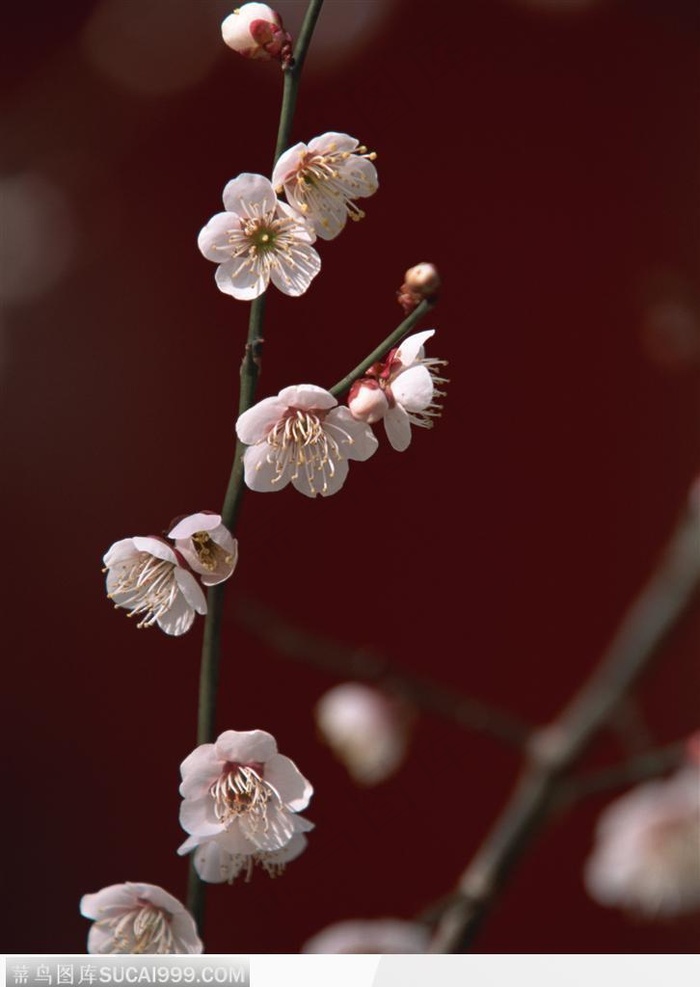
[
  {"x1": 429, "y1": 497, "x2": 700, "y2": 952},
  {"x1": 233, "y1": 596, "x2": 532, "y2": 750},
  {"x1": 556, "y1": 742, "x2": 686, "y2": 807}
]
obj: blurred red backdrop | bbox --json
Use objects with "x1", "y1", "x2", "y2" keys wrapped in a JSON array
[{"x1": 2, "y1": 0, "x2": 699, "y2": 955}]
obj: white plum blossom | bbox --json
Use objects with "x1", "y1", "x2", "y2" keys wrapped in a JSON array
[
  {"x1": 236, "y1": 384, "x2": 378, "y2": 497},
  {"x1": 168, "y1": 512, "x2": 238, "y2": 587},
  {"x1": 315, "y1": 683, "x2": 411, "y2": 786},
  {"x1": 347, "y1": 329, "x2": 447, "y2": 451},
  {"x1": 584, "y1": 766, "x2": 700, "y2": 918},
  {"x1": 103, "y1": 536, "x2": 207, "y2": 636},
  {"x1": 272, "y1": 132, "x2": 378, "y2": 240},
  {"x1": 198, "y1": 173, "x2": 320, "y2": 300},
  {"x1": 221, "y1": 4, "x2": 292, "y2": 63},
  {"x1": 177, "y1": 729, "x2": 314, "y2": 883},
  {"x1": 302, "y1": 918, "x2": 430, "y2": 954},
  {"x1": 80, "y1": 882, "x2": 203, "y2": 954}
]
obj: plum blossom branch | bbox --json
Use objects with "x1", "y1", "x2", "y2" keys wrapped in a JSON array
[
  {"x1": 189, "y1": 0, "x2": 325, "y2": 929},
  {"x1": 329, "y1": 298, "x2": 436, "y2": 399},
  {"x1": 429, "y1": 494, "x2": 700, "y2": 952},
  {"x1": 232, "y1": 596, "x2": 531, "y2": 749}
]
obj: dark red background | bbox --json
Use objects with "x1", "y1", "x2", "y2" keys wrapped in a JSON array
[{"x1": 2, "y1": 0, "x2": 699, "y2": 954}]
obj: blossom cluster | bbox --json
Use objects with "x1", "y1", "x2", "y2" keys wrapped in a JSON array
[
  {"x1": 198, "y1": 132, "x2": 377, "y2": 301},
  {"x1": 103, "y1": 512, "x2": 237, "y2": 636},
  {"x1": 235, "y1": 329, "x2": 448, "y2": 497}
]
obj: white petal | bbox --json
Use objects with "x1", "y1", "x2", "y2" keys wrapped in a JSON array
[
  {"x1": 236, "y1": 395, "x2": 289, "y2": 444},
  {"x1": 138, "y1": 884, "x2": 188, "y2": 917},
  {"x1": 340, "y1": 155, "x2": 378, "y2": 197},
  {"x1": 215, "y1": 728, "x2": 278, "y2": 764},
  {"x1": 384, "y1": 406, "x2": 412, "y2": 451},
  {"x1": 309, "y1": 201, "x2": 348, "y2": 241},
  {"x1": 179, "y1": 743, "x2": 219, "y2": 796},
  {"x1": 240, "y1": 802, "x2": 295, "y2": 851},
  {"x1": 272, "y1": 143, "x2": 307, "y2": 189},
  {"x1": 291, "y1": 455, "x2": 349, "y2": 498},
  {"x1": 174, "y1": 568, "x2": 207, "y2": 614},
  {"x1": 277, "y1": 384, "x2": 336, "y2": 411},
  {"x1": 157, "y1": 592, "x2": 195, "y2": 636},
  {"x1": 131, "y1": 536, "x2": 177, "y2": 564},
  {"x1": 269, "y1": 242, "x2": 321, "y2": 297},
  {"x1": 80, "y1": 884, "x2": 137, "y2": 919},
  {"x1": 307, "y1": 132, "x2": 359, "y2": 155},
  {"x1": 215, "y1": 259, "x2": 267, "y2": 300},
  {"x1": 179, "y1": 795, "x2": 222, "y2": 838},
  {"x1": 197, "y1": 212, "x2": 240, "y2": 263},
  {"x1": 222, "y1": 173, "x2": 277, "y2": 216},
  {"x1": 392, "y1": 364, "x2": 434, "y2": 413},
  {"x1": 177, "y1": 834, "x2": 200, "y2": 856},
  {"x1": 243, "y1": 442, "x2": 292, "y2": 493},
  {"x1": 87, "y1": 924, "x2": 116, "y2": 954},
  {"x1": 326, "y1": 407, "x2": 379, "y2": 462},
  {"x1": 168, "y1": 513, "x2": 222, "y2": 539},
  {"x1": 169, "y1": 912, "x2": 204, "y2": 954},
  {"x1": 102, "y1": 538, "x2": 138, "y2": 567},
  {"x1": 265, "y1": 754, "x2": 313, "y2": 811},
  {"x1": 395, "y1": 329, "x2": 435, "y2": 368},
  {"x1": 191, "y1": 839, "x2": 241, "y2": 884}
]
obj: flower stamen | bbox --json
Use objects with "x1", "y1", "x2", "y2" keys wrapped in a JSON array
[
  {"x1": 210, "y1": 764, "x2": 275, "y2": 833},
  {"x1": 95, "y1": 903, "x2": 174, "y2": 955}
]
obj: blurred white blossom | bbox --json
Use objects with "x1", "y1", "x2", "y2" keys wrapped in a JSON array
[
  {"x1": 198, "y1": 173, "x2": 320, "y2": 300},
  {"x1": 315, "y1": 682, "x2": 410, "y2": 785},
  {"x1": 273, "y1": 132, "x2": 378, "y2": 240},
  {"x1": 236, "y1": 384, "x2": 378, "y2": 497},
  {"x1": 168, "y1": 512, "x2": 238, "y2": 587},
  {"x1": 348, "y1": 330, "x2": 447, "y2": 451},
  {"x1": 80, "y1": 882, "x2": 202, "y2": 954},
  {"x1": 178, "y1": 729, "x2": 313, "y2": 883},
  {"x1": 584, "y1": 766, "x2": 700, "y2": 918},
  {"x1": 103, "y1": 536, "x2": 207, "y2": 636},
  {"x1": 303, "y1": 918, "x2": 430, "y2": 953}
]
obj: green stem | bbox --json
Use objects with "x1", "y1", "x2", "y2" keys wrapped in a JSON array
[
  {"x1": 187, "y1": 0, "x2": 325, "y2": 929},
  {"x1": 274, "y1": 0, "x2": 325, "y2": 163},
  {"x1": 329, "y1": 298, "x2": 436, "y2": 398}
]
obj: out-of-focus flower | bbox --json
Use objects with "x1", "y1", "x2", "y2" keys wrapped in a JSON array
[
  {"x1": 584, "y1": 766, "x2": 700, "y2": 918},
  {"x1": 272, "y1": 132, "x2": 378, "y2": 240},
  {"x1": 302, "y1": 918, "x2": 430, "y2": 953},
  {"x1": 348, "y1": 330, "x2": 447, "y2": 451},
  {"x1": 103, "y1": 537, "x2": 207, "y2": 636},
  {"x1": 397, "y1": 262, "x2": 441, "y2": 314},
  {"x1": 236, "y1": 384, "x2": 378, "y2": 497},
  {"x1": 221, "y1": 3, "x2": 292, "y2": 63},
  {"x1": 177, "y1": 729, "x2": 314, "y2": 883},
  {"x1": 80, "y1": 882, "x2": 203, "y2": 954},
  {"x1": 315, "y1": 682, "x2": 411, "y2": 786},
  {"x1": 198, "y1": 173, "x2": 320, "y2": 300},
  {"x1": 168, "y1": 512, "x2": 238, "y2": 587}
]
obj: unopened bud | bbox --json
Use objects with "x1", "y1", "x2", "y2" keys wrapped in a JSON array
[
  {"x1": 347, "y1": 378, "x2": 389, "y2": 424},
  {"x1": 221, "y1": 3, "x2": 293, "y2": 64},
  {"x1": 397, "y1": 261, "x2": 441, "y2": 314}
]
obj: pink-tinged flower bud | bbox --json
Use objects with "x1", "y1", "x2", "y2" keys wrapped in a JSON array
[
  {"x1": 397, "y1": 261, "x2": 441, "y2": 314},
  {"x1": 347, "y1": 378, "x2": 390, "y2": 424},
  {"x1": 221, "y1": 4, "x2": 293, "y2": 64}
]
